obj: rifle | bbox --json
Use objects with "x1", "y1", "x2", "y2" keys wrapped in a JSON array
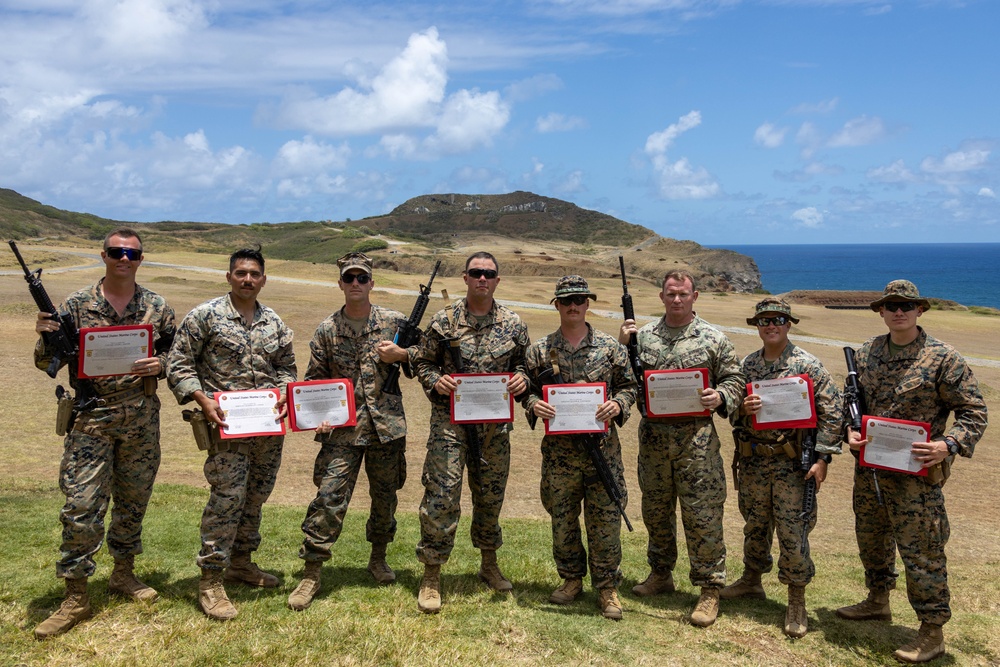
[
  {"x1": 383, "y1": 260, "x2": 441, "y2": 396},
  {"x1": 844, "y1": 346, "x2": 882, "y2": 505},
  {"x1": 798, "y1": 429, "x2": 818, "y2": 555},
  {"x1": 618, "y1": 256, "x2": 647, "y2": 418}
]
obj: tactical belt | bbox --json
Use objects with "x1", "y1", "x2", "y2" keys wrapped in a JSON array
[
  {"x1": 737, "y1": 439, "x2": 798, "y2": 459},
  {"x1": 646, "y1": 415, "x2": 708, "y2": 425},
  {"x1": 99, "y1": 384, "x2": 146, "y2": 405}
]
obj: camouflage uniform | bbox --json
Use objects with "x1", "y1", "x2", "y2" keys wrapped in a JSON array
[
  {"x1": 35, "y1": 280, "x2": 175, "y2": 580},
  {"x1": 167, "y1": 294, "x2": 296, "y2": 570},
  {"x1": 523, "y1": 324, "x2": 637, "y2": 589},
  {"x1": 850, "y1": 327, "x2": 987, "y2": 625},
  {"x1": 413, "y1": 298, "x2": 529, "y2": 564},
  {"x1": 732, "y1": 343, "x2": 841, "y2": 585},
  {"x1": 635, "y1": 315, "x2": 744, "y2": 587},
  {"x1": 297, "y1": 304, "x2": 410, "y2": 562}
]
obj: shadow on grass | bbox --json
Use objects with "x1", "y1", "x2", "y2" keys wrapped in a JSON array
[{"x1": 813, "y1": 607, "x2": 958, "y2": 665}]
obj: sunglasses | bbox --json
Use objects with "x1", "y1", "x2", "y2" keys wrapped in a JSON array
[
  {"x1": 557, "y1": 295, "x2": 589, "y2": 306},
  {"x1": 105, "y1": 247, "x2": 142, "y2": 261},
  {"x1": 884, "y1": 301, "x2": 918, "y2": 313},
  {"x1": 341, "y1": 273, "x2": 371, "y2": 284},
  {"x1": 756, "y1": 316, "x2": 789, "y2": 327},
  {"x1": 466, "y1": 268, "x2": 498, "y2": 279}
]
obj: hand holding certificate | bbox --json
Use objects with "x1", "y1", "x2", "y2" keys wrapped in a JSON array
[
  {"x1": 860, "y1": 415, "x2": 931, "y2": 476},
  {"x1": 450, "y1": 373, "x2": 514, "y2": 424},
  {"x1": 287, "y1": 379, "x2": 357, "y2": 432},
  {"x1": 748, "y1": 374, "x2": 817, "y2": 430},
  {"x1": 78, "y1": 325, "x2": 154, "y2": 378},
  {"x1": 543, "y1": 383, "x2": 607, "y2": 435},
  {"x1": 644, "y1": 369, "x2": 710, "y2": 418},
  {"x1": 216, "y1": 389, "x2": 286, "y2": 439}
]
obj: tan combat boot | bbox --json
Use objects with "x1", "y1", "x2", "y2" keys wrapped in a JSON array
[
  {"x1": 287, "y1": 561, "x2": 323, "y2": 611},
  {"x1": 199, "y1": 568, "x2": 238, "y2": 621},
  {"x1": 598, "y1": 588, "x2": 623, "y2": 620},
  {"x1": 894, "y1": 622, "x2": 945, "y2": 663},
  {"x1": 631, "y1": 569, "x2": 675, "y2": 597},
  {"x1": 417, "y1": 564, "x2": 442, "y2": 614},
  {"x1": 835, "y1": 589, "x2": 892, "y2": 621},
  {"x1": 34, "y1": 578, "x2": 91, "y2": 640},
  {"x1": 478, "y1": 549, "x2": 513, "y2": 592},
  {"x1": 690, "y1": 587, "x2": 720, "y2": 627},
  {"x1": 108, "y1": 555, "x2": 158, "y2": 602},
  {"x1": 367, "y1": 542, "x2": 395, "y2": 584},
  {"x1": 784, "y1": 585, "x2": 808, "y2": 638},
  {"x1": 549, "y1": 578, "x2": 583, "y2": 605},
  {"x1": 720, "y1": 568, "x2": 766, "y2": 600},
  {"x1": 225, "y1": 550, "x2": 279, "y2": 588}
]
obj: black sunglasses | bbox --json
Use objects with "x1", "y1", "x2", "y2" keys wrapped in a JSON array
[
  {"x1": 106, "y1": 247, "x2": 142, "y2": 261},
  {"x1": 466, "y1": 268, "x2": 498, "y2": 279},
  {"x1": 341, "y1": 273, "x2": 371, "y2": 284},
  {"x1": 756, "y1": 316, "x2": 789, "y2": 327},
  {"x1": 557, "y1": 295, "x2": 589, "y2": 306},
  {"x1": 884, "y1": 301, "x2": 917, "y2": 313}
]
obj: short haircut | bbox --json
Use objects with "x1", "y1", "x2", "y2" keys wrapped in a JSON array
[
  {"x1": 230, "y1": 245, "x2": 265, "y2": 272},
  {"x1": 465, "y1": 251, "x2": 499, "y2": 274},
  {"x1": 662, "y1": 270, "x2": 696, "y2": 292},
  {"x1": 104, "y1": 227, "x2": 143, "y2": 251}
]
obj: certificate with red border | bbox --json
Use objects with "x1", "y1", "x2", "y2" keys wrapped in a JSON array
[
  {"x1": 645, "y1": 368, "x2": 710, "y2": 418},
  {"x1": 287, "y1": 379, "x2": 357, "y2": 432},
  {"x1": 860, "y1": 415, "x2": 930, "y2": 476},
  {"x1": 749, "y1": 374, "x2": 817, "y2": 430},
  {"x1": 78, "y1": 325, "x2": 153, "y2": 378},
  {"x1": 217, "y1": 388, "x2": 286, "y2": 439},
  {"x1": 450, "y1": 373, "x2": 514, "y2": 424},
  {"x1": 543, "y1": 382, "x2": 608, "y2": 435}
]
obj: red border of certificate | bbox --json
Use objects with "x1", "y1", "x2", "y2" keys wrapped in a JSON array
[
  {"x1": 450, "y1": 373, "x2": 515, "y2": 424},
  {"x1": 543, "y1": 382, "x2": 609, "y2": 435},
  {"x1": 77, "y1": 324, "x2": 154, "y2": 378},
  {"x1": 216, "y1": 388, "x2": 286, "y2": 439},
  {"x1": 286, "y1": 379, "x2": 357, "y2": 432},
  {"x1": 748, "y1": 374, "x2": 817, "y2": 430},
  {"x1": 644, "y1": 368, "x2": 710, "y2": 418},
  {"x1": 860, "y1": 414, "x2": 930, "y2": 477}
]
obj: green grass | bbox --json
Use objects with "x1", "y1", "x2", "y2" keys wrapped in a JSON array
[{"x1": 2, "y1": 481, "x2": 998, "y2": 667}]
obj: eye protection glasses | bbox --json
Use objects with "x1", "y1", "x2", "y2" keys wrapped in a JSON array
[
  {"x1": 755, "y1": 316, "x2": 789, "y2": 327},
  {"x1": 105, "y1": 247, "x2": 142, "y2": 261},
  {"x1": 557, "y1": 295, "x2": 589, "y2": 306},
  {"x1": 466, "y1": 268, "x2": 498, "y2": 279},
  {"x1": 341, "y1": 273, "x2": 371, "y2": 284},
  {"x1": 884, "y1": 301, "x2": 917, "y2": 313}
]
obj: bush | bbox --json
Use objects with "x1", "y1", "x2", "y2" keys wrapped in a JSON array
[{"x1": 351, "y1": 238, "x2": 389, "y2": 253}]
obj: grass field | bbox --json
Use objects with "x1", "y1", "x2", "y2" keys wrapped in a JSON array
[{"x1": 1, "y1": 245, "x2": 998, "y2": 666}]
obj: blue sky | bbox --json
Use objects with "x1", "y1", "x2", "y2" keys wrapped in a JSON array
[{"x1": 1, "y1": 0, "x2": 996, "y2": 245}]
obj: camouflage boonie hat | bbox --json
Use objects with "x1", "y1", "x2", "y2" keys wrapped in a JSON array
[
  {"x1": 747, "y1": 297, "x2": 799, "y2": 325},
  {"x1": 551, "y1": 275, "x2": 598, "y2": 303},
  {"x1": 337, "y1": 252, "x2": 373, "y2": 277},
  {"x1": 869, "y1": 279, "x2": 930, "y2": 312}
]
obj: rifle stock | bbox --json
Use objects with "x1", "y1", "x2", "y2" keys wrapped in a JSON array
[
  {"x1": 618, "y1": 256, "x2": 647, "y2": 418},
  {"x1": 844, "y1": 346, "x2": 882, "y2": 504},
  {"x1": 383, "y1": 260, "x2": 441, "y2": 395},
  {"x1": 798, "y1": 429, "x2": 817, "y2": 554}
]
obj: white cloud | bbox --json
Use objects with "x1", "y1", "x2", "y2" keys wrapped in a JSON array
[
  {"x1": 868, "y1": 159, "x2": 917, "y2": 184},
  {"x1": 828, "y1": 115, "x2": 886, "y2": 147},
  {"x1": 791, "y1": 206, "x2": 824, "y2": 228},
  {"x1": 754, "y1": 122, "x2": 787, "y2": 148},
  {"x1": 273, "y1": 136, "x2": 351, "y2": 177},
  {"x1": 979, "y1": 187, "x2": 996, "y2": 198},
  {"x1": 920, "y1": 148, "x2": 990, "y2": 174},
  {"x1": 644, "y1": 111, "x2": 720, "y2": 199},
  {"x1": 505, "y1": 74, "x2": 564, "y2": 102},
  {"x1": 552, "y1": 169, "x2": 586, "y2": 195},
  {"x1": 790, "y1": 98, "x2": 839, "y2": 114},
  {"x1": 536, "y1": 112, "x2": 587, "y2": 133},
  {"x1": 795, "y1": 121, "x2": 823, "y2": 159},
  {"x1": 645, "y1": 110, "x2": 701, "y2": 154},
  {"x1": 425, "y1": 89, "x2": 510, "y2": 154},
  {"x1": 81, "y1": 0, "x2": 208, "y2": 59}
]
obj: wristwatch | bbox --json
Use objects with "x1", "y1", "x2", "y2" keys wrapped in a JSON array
[
  {"x1": 817, "y1": 453, "x2": 833, "y2": 464},
  {"x1": 944, "y1": 436, "x2": 961, "y2": 457}
]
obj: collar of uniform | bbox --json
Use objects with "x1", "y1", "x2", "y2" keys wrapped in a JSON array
[
  {"x1": 873, "y1": 326, "x2": 926, "y2": 361},
  {"x1": 224, "y1": 293, "x2": 262, "y2": 323},
  {"x1": 653, "y1": 314, "x2": 698, "y2": 340},
  {"x1": 459, "y1": 298, "x2": 497, "y2": 326},
  {"x1": 89, "y1": 277, "x2": 141, "y2": 316},
  {"x1": 553, "y1": 322, "x2": 594, "y2": 350}
]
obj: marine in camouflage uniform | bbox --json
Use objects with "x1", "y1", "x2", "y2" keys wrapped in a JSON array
[
  {"x1": 523, "y1": 275, "x2": 637, "y2": 620},
  {"x1": 723, "y1": 298, "x2": 841, "y2": 637},
  {"x1": 31, "y1": 228, "x2": 175, "y2": 640},
  {"x1": 288, "y1": 253, "x2": 415, "y2": 611},
  {"x1": 620, "y1": 269, "x2": 744, "y2": 627},
  {"x1": 412, "y1": 252, "x2": 530, "y2": 613},
  {"x1": 836, "y1": 280, "x2": 987, "y2": 663},
  {"x1": 167, "y1": 246, "x2": 296, "y2": 620}
]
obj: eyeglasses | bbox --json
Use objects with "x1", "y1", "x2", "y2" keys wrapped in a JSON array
[
  {"x1": 755, "y1": 316, "x2": 789, "y2": 327},
  {"x1": 557, "y1": 295, "x2": 589, "y2": 306},
  {"x1": 341, "y1": 273, "x2": 371, "y2": 284},
  {"x1": 105, "y1": 247, "x2": 142, "y2": 261},
  {"x1": 466, "y1": 268, "x2": 498, "y2": 279},
  {"x1": 884, "y1": 301, "x2": 917, "y2": 313}
]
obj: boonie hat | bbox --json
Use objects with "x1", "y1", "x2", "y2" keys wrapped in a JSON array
[
  {"x1": 869, "y1": 279, "x2": 930, "y2": 312},
  {"x1": 747, "y1": 297, "x2": 799, "y2": 325},
  {"x1": 551, "y1": 275, "x2": 598, "y2": 303},
  {"x1": 337, "y1": 252, "x2": 373, "y2": 277}
]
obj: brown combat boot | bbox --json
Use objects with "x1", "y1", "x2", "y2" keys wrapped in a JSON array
[
  {"x1": 199, "y1": 568, "x2": 238, "y2": 621},
  {"x1": 784, "y1": 585, "x2": 808, "y2": 638},
  {"x1": 287, "y1": 561, "x2": 323, "y2": 611},
  {"x1": 549, "y1": 578, "x2": 583, "y2": 605},
  {"x1": 720, "y1": 568, "x2": 766, "y2": 600},
  {"x1": 34, "y1": 577, "x2": 91, "y2": 640},
  {"x1": 225, "y1": 550, "x2": 279, "y2": 588},
  {"x1": 367, "y1": 542, "x2": 396, "y2": 584},
  {"x1": 598, "y1": 588, "x2": 623, "y2": 620},
  {"x1": 108, "y1": 555, "x2": 158, "y2": 602},
  {"x1": 894, "y1": 622, "x2": 945, "y2": 663},
  {"x1": 631, "y1": 569, "x2": 675, "y2": 597},
  {"x1": 417, "y1": 564, "x2": 442, "y2": 614},
  {"x1": 478, "y1": 549, "x2": 513, "y2": 592},
  {"x1": 836, "y1": 589, "x2": 892, "y2": 621},
  {"x1": 690, "y1": 587, "x2": 720, "y2": 627}
]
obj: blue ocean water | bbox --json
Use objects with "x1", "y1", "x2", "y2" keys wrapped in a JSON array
[{"x1": 713, "y1": 244, "x2": 1000, "y2": 310}]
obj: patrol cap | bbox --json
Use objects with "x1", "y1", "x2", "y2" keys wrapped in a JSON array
[
  {"x1": 746, "y1": 297, "x2": 799, "y2": 325},
  {"x1": 337, "y1": 252, "x2": 373, "y2": 277},
  {"x1": 551, "y1": 275, "x2": 598, "y2": 303},
  {"x1": 869, "y1": 279, "x2": 930, "y2": 312}
]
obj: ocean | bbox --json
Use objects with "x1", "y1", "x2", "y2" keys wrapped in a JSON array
[{"x1": 713, "y1": 243, "x2": 1000, "y2": 310}]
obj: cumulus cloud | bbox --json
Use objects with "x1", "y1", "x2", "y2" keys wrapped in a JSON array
[
  {"x1": 979, "y1": 187, "x2": 996, "y2": 198},
  {"x1": 552, "y1": 169, "x2": 586, "y2": 195},
  {"x1": 754, "y1": 122, "x2": 787, "y2": 148},
  {"x1": 644, "y1": 111, "x2": 720, "y2": 199},
  {"x1": 273, "y1": 136, "x2": 351, "y2": 177},
  {"x1": 81, "y1": 0, "x2": 208, "y2": 59},
  {"x1": 828, "y1": 115, "x2": 886, "y2": 147},
  {"x1": 791, "y1": 207, "x2": 824, "y2": 228},
  {"x1": 536, "y1": 112, "x2": 587, "y2": 133},
  {"x1": 920, "y1": 148, "x2": 990, "y2": 174},
  {"x1": 868, "y1": 159, "x2": 917, "y2": 184}
]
